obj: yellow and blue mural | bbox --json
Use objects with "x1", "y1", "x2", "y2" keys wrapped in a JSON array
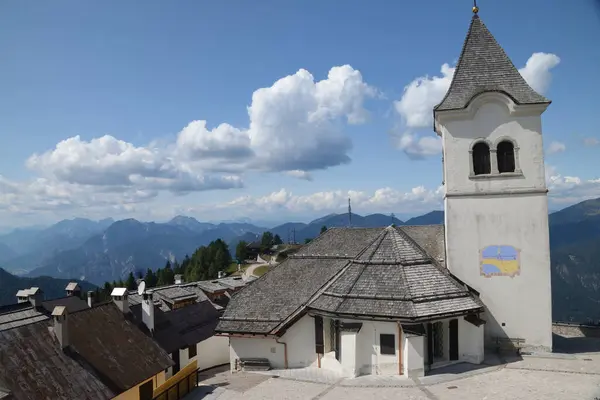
[{"x1": 480, "y1": 245, "x2": 520, "y2": 278}]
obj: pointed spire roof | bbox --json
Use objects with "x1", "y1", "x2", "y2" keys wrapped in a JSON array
[{"x1": 435, "y1": 14, "x2": 550, "y2": 112}]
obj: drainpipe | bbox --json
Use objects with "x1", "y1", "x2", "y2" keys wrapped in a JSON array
[
  {"x1": 398, "y1": 322, "x2": 403, "y2": 376},
  {"x1": 275, "y1": 337, "x2": 288, "y2": 369}
]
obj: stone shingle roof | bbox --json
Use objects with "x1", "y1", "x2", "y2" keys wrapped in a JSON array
[
  {"x1": 216, "y1": 225, "x2": 482, "y2": 335},
  {"x1": 0, "y1": 302, "x2": 174, "y2": 400},
  {"x1": 0, "y1": 319, "x2": 115, "y2": 400},
  {"x1": 218, "y1": 257, "x2": 350, "y2": 334},
  {"x1": 0, "y1": 303, "x2": 48, "y2": 332},
  {"x1": 435, "y1": 14, "x2": 550, "y2": 112},
  {"x1": 309, "y1": 227, "x2": 481, "y2": 321},
  {"x1": 67, "y1": 303, "x2": 174, "y2": 392},
  {"x1": 131, "y1": 300, "x2": 221, "y2": 354}
]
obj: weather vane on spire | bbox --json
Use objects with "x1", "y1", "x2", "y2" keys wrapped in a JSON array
[{"x1": 473, "y1": 0, "x2": 479, "y2": 13}]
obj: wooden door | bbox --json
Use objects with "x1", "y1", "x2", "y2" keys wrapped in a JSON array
[{"x1": 449, "y1": 319, "x2": 459, "y2": 361}]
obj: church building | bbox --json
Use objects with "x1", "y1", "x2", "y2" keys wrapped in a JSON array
[{"x1": 216, "y1": 6, "x2": 553, "y2": 378}]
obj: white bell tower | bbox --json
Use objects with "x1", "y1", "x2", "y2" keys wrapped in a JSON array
[{"x1": 435, "y1": 10, "x2": 553, "y2": 352}]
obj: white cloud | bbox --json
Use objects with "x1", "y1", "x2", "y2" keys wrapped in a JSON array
[
  {"x1": 394, "y1": 63, "x2": 455, "y2": 130},
  {"x1": 26, "y1": 135, "x2": 241, "y2": 193},
  {"x1": 584, "y1": 137, "x2": 599, "y2": 147},
  {"x1": 244, "y1": 65, "x2": 376, "y2": 172},
  {"x1": 546, "y1": 166, "x2": 600, "y2": 205},
  {"x1": 518, "y1": 53, "x2": 561, "y2": 95},
  {"x1": 392, "y1": 53, "x2": 560, "y2": 158},
  {"x1": 392, "y1": 131, "x2": 443, "y2": 159},
  {"x1": 546, "y1": 141, "x2": 566, "y2": 155},
  {"x1": 215, "y1": 185, "x2": 444, "y2": 215},
  {"x1": 285, "y1": 170, "x2": 313, "y2": 181},
  {"x1": 25, "y1": 65, "x2": 375, "y2": 198}
]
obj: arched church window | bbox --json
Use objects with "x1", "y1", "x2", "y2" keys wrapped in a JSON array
[
  {"x1": 497, "y1": 140, "x2": 516, "y2": 173},
  {"x1": 472, "y1": 142, "x2": 491, "y2": 175}
]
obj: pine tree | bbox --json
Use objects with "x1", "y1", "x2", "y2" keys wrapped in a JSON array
[
  {"x1": 144, "y1": 268, "x2": 157, "y2": 288},
  {"x1": 236, "y1": 240, "x2": 249, "y2": 262},
  {"x1": 125, "y1": 272, "x2": 136, "y2": 290}
]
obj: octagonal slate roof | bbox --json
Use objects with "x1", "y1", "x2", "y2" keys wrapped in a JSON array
[{"x1": 216, "y1": 225, "x2": 482, "y2": 335}]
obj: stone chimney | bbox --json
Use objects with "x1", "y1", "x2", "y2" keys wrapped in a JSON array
[
  {"x1": 141, "y1": 290, "x2": 155, "y2": 333},
  {"x1": 52, "y1": 306, "x2": 69, "y2": 349},
  {"x1": 174, "y1": 274, "x2": 184, "y2": 285},
  {"x1": 87, "y1": 291, "x2": 94, "y2": 308},
  {"x1": 217, "y1": 271, "x2": 224, "y2": 279},
  {"x1": 110, "y1": 288, "x2": 129, "y2": 314},
  {"x1": 65, "y1": 282, "x2": 81, "y2": 298},
  {"x1": 28, "y1": 287, "x2": 43, "y2": 307}
]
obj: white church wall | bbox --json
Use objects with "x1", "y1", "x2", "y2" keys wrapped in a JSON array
[
  {"x1": 404, "y1": 334, "x2": 425, "y2": 377},
  {"x1": 441, "y1": 100, "x2": 547, "y2": 195},
  {"x1": 440, "y1": 97, "x2": 552, "y2": 351},
  {"x1": 458, "y1": 317, "x2": 484, "y2": 364},
  {"x1": 340, "y1": 331, "x2": 358, "y2": 377},
  {"x1": 178, "y1": 336, "x2": 230, "y2": 373},
  {"x1": 352, "y1": 320, "x2": 401, "y2": 376},
  {"x1": 228, "y1": 314, "x2": 317, "y2": 372},
  {"x1": 229, "y1": 337, "x2": 285, "y2": 370},
  {"x1": 281, "y1": 314, "x2": 318, "y2": 368},
  {"x1": 196, "y1": 336, "x2": 230, "y2": 370}
]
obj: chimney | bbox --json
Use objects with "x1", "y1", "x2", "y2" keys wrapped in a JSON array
[
  {"x1": 87, "y1": 291, "x2": 94, "y2": 308},
  {"x1": 28, "y1": 287, "x2": 43, "y2": 308},
  {"x1": 52, "y1": 306, "x2": 69, "y2": 349},
  {"x1": 110, "y1": 288, "x2": 129, "y2": 314},
  {"x1": 16, "y1": 289, "x2": 30, "y2": 304},
  {"x1": 217, "y1": 271, "x2": 224, "y2": 279},
  {"x1": 174, "y1": 274, "x2": 183, "y2": 285},
  {"x1": 141, "y1": 290, "x2": 155, "y2": 333},
  {"x1": 65, "y1": 282, "x2": 81, "y2": 298}
]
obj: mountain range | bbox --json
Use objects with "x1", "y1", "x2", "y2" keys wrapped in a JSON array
[{"x1": 0, "y1": 201, "x2": 598, "y2": 323}]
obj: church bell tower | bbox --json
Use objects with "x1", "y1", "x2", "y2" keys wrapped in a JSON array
[{"x1": 435, "y1": 8, "x2": 553, "y2": 352}]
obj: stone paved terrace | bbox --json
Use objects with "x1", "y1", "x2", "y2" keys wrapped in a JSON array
[{"x1": 186, "y1": 331, "x2": 600, "y2": 400}]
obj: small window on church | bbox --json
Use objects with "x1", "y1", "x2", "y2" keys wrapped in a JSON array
[
  {"x1": 472, "y1": 142, "x2": 491, "y2": 175},
  {"x1": 497, "y1": 141, "x2": 516, "y2": 173},
  {"x1": 380, "y1": 334, "x2": 396, "y2": 355}
]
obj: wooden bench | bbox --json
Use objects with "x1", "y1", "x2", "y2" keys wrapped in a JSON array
[
  {"x1": 239, "y1": 358, "x2": 271, "y2": 371},
  {"x1": 495, "y1": 337, "x2": 525, "y2": 355}
]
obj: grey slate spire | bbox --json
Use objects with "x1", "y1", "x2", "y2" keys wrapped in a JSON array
[{"x1": 435, "y1": 13, "x2": 550, "y2": 112}]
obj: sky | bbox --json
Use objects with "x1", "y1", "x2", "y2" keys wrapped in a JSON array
[{"x1": 1, "y1": 0, "x2": 600, "y2": 228}]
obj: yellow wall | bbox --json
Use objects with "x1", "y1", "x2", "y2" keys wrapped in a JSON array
[{"x1": 112, "y1": 371, "x2": 166, "y2": 400}]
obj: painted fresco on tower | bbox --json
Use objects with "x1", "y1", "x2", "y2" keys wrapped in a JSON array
[{"x1": 480, "y1": 245, "x2": 520, "y2": 278}]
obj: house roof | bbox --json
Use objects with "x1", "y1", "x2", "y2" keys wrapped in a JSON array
[
  {"x1": 0, "y1": 303, "x2": 48, "y2": 332},
  {"x1": 131, "y1": 300, "x2": 221, "y2": 354},
  {"x1": 41, "y1": 295, "x2": 90, "y2": 314},
  {"x1": 217, "y1": 225, "x2": 482, "y2": 335},
  {"x1": 67, "y1": 302, "x2": 173, "y2": 392},
  {"x1": 435, "y1": 14, "x2": 550, "y2": 112},
  {"x1": 0, "y1": 319, "x2": 115, "y2": 400}
]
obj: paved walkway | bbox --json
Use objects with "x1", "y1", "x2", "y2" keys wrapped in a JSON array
[{"x1": 188, "y1": 351, "x2": 600, "y2": 400}]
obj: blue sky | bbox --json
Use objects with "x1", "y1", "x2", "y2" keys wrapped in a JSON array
[{"x1": 1, "y1": 0, "x2": 599, "y2": 228}]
